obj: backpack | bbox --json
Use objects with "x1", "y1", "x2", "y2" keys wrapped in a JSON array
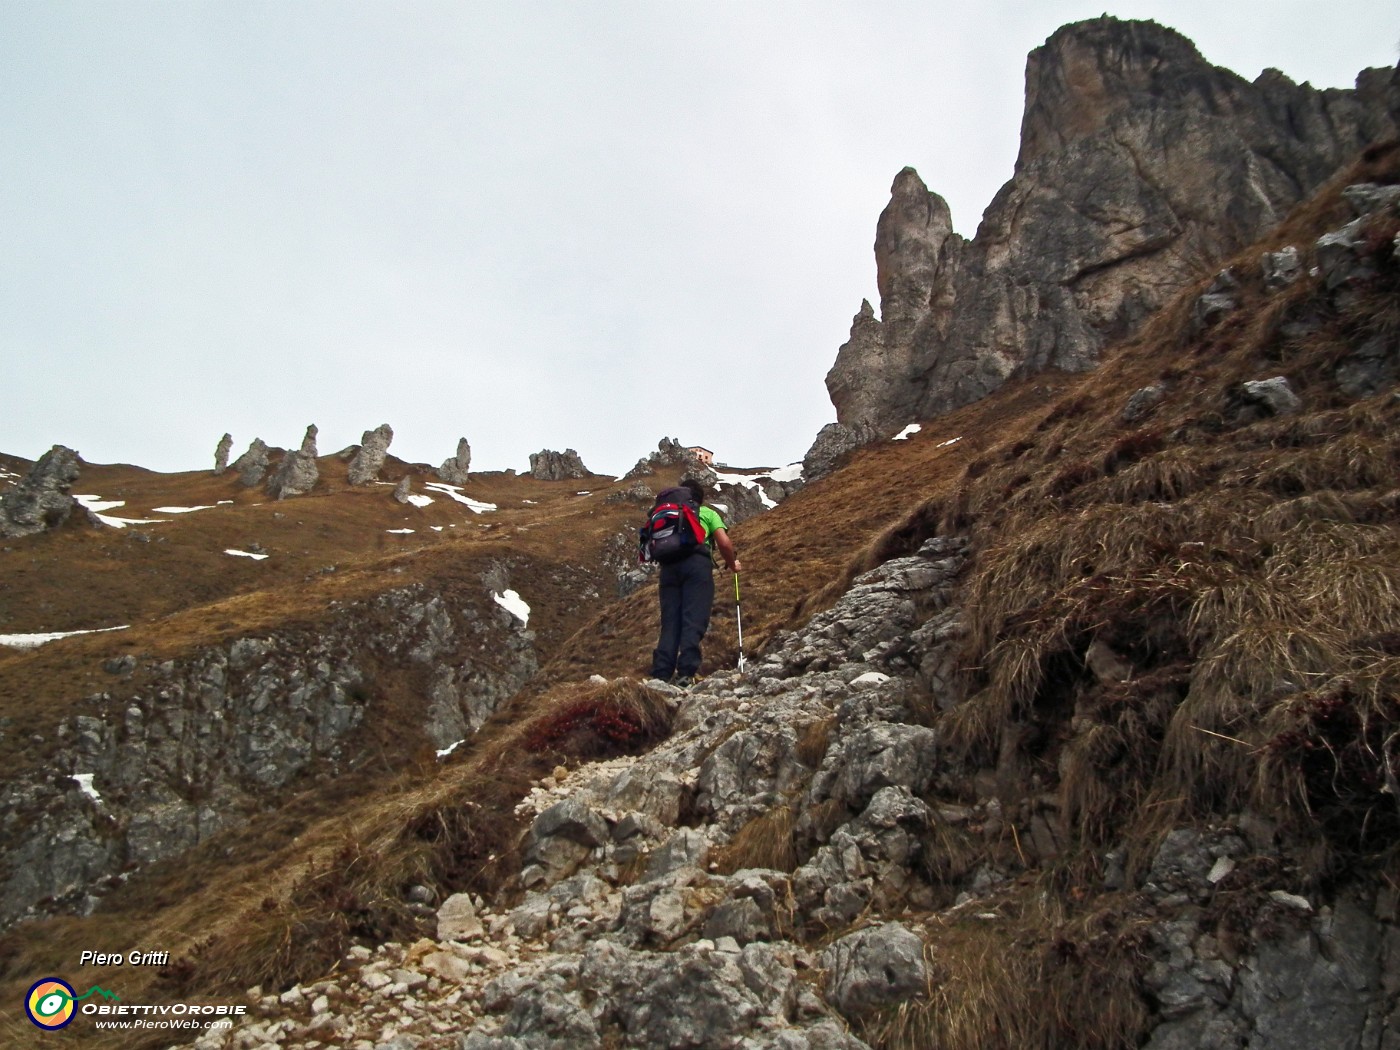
[{"x1": 639, "y1": 486, "x2": 708, "y2": 565}]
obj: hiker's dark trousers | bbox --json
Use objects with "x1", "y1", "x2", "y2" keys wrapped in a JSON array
[{"x1": 652, "y1": 551, "x2": 714, "y2": 680}]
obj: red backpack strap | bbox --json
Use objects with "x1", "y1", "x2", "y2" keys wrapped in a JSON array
[{"x1": 681, "y1": 504, "x2": 707, "y2": 545}]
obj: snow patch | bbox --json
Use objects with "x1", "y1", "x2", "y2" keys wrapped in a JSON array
[
  {"x1": 423, "y1": 483, "x2": 497, "y2": 513},
  {"x1": 152, "y1": 505, "x2": 216, "y2": 514},
  {"x1": 0, "y1": 625, "x2": 129, "y2": 649},
  {"x1": 72, "y1": 773, "x2": 102, "y2": 802},
  {"x1": 711, "y1": 464, "x2": 801, "y2": 508},
  {"x1": 386, "y1": 528, "x2": 415, "y2": 535},
  {"x1": 73, "y1": 494, "x2": 168, "y2": 529},
  {"x1": 936, "y1": 436, "x2": 963, "y2": 449},
  {"x1": 405, "y1": 494, "x2": 434, "y2": 508},
  {"x1": 225, "y1": 549, "x2": 269, "y2": 560},
  {"x1": 712, "y1": 475, "x2": 774, "y2": 509},
  {"x1": 436, "y1": 740, "x2": 464, "y2": 759},
  {"x1": 493, "y1": 589, "x2": 530, "y2": 627},
  {"x1": 431, "y1": 526, "x2": 444, "y2": 532},
  {"x1": 893, "y1": 423, "x2": 921, "y2": 441}
]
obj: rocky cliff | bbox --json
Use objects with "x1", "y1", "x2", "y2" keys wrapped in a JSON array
[
  {"x1": 810, "y1": 17, "x2": 1398, "y2": 473},
  {"x1": 0, "y1": 581, "x2": 538, "y2": 927}
]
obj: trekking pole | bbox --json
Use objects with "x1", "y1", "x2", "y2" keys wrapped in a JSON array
[{"x1": 734, "y1": 571, "x2": 746, "y2": 673}]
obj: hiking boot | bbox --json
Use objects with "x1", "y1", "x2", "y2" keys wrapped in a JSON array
[{"x1": 674, "y1": 676, "x2": 694, "y2": 688}]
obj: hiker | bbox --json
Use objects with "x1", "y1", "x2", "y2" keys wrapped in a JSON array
[{"x1": 644, "y1": 477, "x2": 741, "y2": 685}]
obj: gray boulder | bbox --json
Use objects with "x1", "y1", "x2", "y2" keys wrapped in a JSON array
[
  {"x1": 523, "y1": 799, "x2": 610, "y2": 885},
  {"x1": 1141, "y1": 893, "x2": 1392, "y2": 1050},
  {"x1": 605, "y1": 481, "x2": 655, "y2": 505},
  {"x1": 393, "y1": 475, "x2": 413, "y2": 504},
  {"x1": 347, "y1": 424, "x2": 394, "y2": 485},
  {"x1": 436, "y1": 892, "x2": 484, "y2": 941},
  {"x1": 1341, "y1": 182, "x2": 1400, "y2": 217},
  {"x1": 0, "y1": 444, "x2": 81, "y2": 539},
  {"x1": 1316, "y1": 218, "x2": 1373, "y2": 290},
  {"x1": 1190, "y1": 270, "x2": 1240, "y2": 335},
  {"x1": 822, "y1": 922, "x2": 928, "y2": 1017},
  {"x1": 572, "y1": 939, "x2": 863, "y2": 1050},
  {"x1": 469, "y1": 970, "x2": 602, "y2": 1048},
  {"x1": 1261, "y1": 246, "x2": 1302, "y2": 290},
  {"x1": 1231, "y1": 376, "x2": 1302, "y2": 422},
  {"x1": 231, "y1": 438, "x2": 271, "y2": 488},
  {"x1": 1122, "y1": 383, "x2": 1167, "y2": 424},
  {"x1": 1336, "y1": 335, "x2": 1400, "y2": 399},
  {"x1": 824, "y1": 725, "x2": 939, "y2": 811},
  {"x1": 803, "y1": 418, "x2": 878, "y2": 481},
  {"x1": 708, "y1": 478, "x2": 770, "y2": 528}
]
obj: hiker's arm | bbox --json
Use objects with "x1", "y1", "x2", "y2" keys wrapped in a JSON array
[{"x1": 713, "y1": 528, "x2": 741, "y2": 572}]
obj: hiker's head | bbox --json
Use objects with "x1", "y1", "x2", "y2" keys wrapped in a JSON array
[{"x1": 681, "y1": 477, "x2": 706, "y2": 504}]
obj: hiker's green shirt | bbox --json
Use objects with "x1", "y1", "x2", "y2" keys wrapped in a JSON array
[{"x1": 697, "y1": 505, "x2": 726, "y2": 546}]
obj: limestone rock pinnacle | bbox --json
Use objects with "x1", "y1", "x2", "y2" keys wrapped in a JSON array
[
  {"x1": 808, "y1": 16, "x2": 1398, "y2": 473},
  {"x1": 347, "y1": 424, "x2": 394, "y2": 485},
  {"x1": 437, "y1": 438, "x2": 472, "y2": 485}
]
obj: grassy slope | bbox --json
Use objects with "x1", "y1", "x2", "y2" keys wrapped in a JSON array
[{"x1": 0, "y1": 380, "x2": 1080, "y2": 1048}]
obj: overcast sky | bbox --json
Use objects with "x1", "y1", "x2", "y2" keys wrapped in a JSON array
[{"x1": 3, "y1": 2, "x2": 1397, "y2": 477}]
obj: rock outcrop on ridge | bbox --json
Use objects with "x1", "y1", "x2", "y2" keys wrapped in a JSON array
[
  {"x1": 231, "y1": 438, "x2": 273, "y2": 488},
  {"x1": 528, "y1": 448, "x2": 590, "y2": 481},
  {"x1": 0, "y1": 444, "x2": 80, "y2": 539},
  {"x1": 348, "y1": 424, "x2": 395, "y2": 485},
  {"x1": 624, "y1": 437, "x2": 716, "y2": 485},
  {"x1": 438, "y1": 438, "x2": 473, "y2": 485},
  {"x1": 811, "y1": 17, "x2": 1398, "y2": 471},
  {"x1": 266, "y1": 424, "x2": 320, "y2": 500},
  {"x1": 213, "y1": 432, "x2": 233, "y2": 475}
]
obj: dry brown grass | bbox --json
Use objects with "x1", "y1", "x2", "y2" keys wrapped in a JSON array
[
  {"x1": 711, "y1": 805, "x2": 798, "y2": 875},
  {"x1": 855, "y1": 888, "x2": 1153, "y2": 1050},
  {"x1": 795, "y1": 716, "x2": 836, "y2": 769},
  {"x1": 521, "y1": 678, "x2": 676, "y2": 758},
  {"x1": 927, "y1": 140, "x2": 1400, "y2": 880}
]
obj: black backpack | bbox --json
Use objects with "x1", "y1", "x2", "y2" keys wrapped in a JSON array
[{"x1": 639, "y1": 487, "x2": 707, "y2": 565}]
